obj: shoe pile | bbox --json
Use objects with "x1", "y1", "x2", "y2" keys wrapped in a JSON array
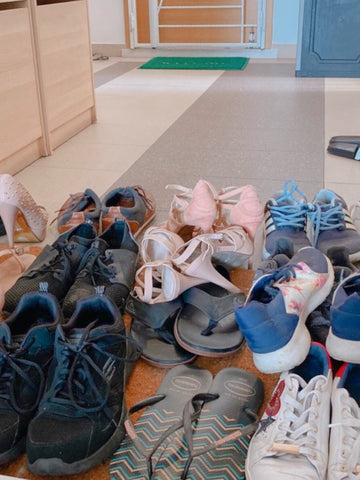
[
  {"x1": 124, "y1": 179, "x2": 264, "y2": 367},
  {"x1": 0, "y1": 183, "x2": 155, "y2": 475},
  {"x1": 233, "y1": 179, "x2": 360, "y2": 480}
]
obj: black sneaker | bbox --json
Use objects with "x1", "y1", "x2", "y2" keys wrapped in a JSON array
[
  {"x1": 27, "y1": 292, "x2": 134, "y2": 475},
  {"x1": 4, "y1": 222, "x2": 97, "y2": 313},
  {"x1": 62, "y1": 219, "x2": 139, "y2": 317},
  {"x1": 0, "y1": 286, "x2": 62, "y2": 464}
]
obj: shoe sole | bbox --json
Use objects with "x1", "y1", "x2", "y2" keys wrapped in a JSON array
[
  {"x1": 326, "y1": 328, "x2": 360, "y2": 363},
  {"x1": 174, "y1": 324, "x2": 245, "y2": 358},
  {"x1": 27, "y1": 403, "x2": 127, "y2": 476},
  {"x1": 253, "y1": 256, "x2": 334, "y2": 374}
]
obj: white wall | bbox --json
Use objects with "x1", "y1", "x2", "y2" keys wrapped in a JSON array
[
  {"x1": 88, "y1": 0, "x2": 125, "y2": 44},
  {"x1": 272, "y1": 0, "x2": 300, "y2": 44}
]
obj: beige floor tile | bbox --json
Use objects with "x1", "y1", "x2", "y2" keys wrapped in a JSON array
[
  {"x1": 34, "y1": 141, "x2": 148, "y2": 172},
  {"x1": 324, "y1": 77, "x2": 360, "y2": 186}
]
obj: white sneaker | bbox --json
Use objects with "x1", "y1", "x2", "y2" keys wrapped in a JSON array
[
  {"x1": 245, "y1": 342, "x2": 332, "y2": 480},
  {"x1": 328, "y1": 363, "x2": 360, "y2": 480}
]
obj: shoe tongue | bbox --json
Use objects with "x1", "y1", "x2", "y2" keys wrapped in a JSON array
[
  {"x1": 91, "y1": 238, "x2": 108, "y2": 255},
  {"x1": 0, "y1": 323, "x2": 12, "y2": 345},
  {"x1": 67, "y1": 328, "x2": 85, "y2": 346}
]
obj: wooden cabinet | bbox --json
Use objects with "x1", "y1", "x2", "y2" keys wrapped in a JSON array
[
  {"x1": 0, "y1": 1, "x2": 45, "y2": 174},
  {"x1": 0, "y1": 0, "x2": 96, "y2": 174}
]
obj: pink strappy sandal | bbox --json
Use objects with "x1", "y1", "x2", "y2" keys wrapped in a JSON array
[
  {"x1": 216, "y1": 184, "x2": 264, "y2": 240},
  {"x1": 162, "y1": 180, "x2": 218, "y2": 240}
]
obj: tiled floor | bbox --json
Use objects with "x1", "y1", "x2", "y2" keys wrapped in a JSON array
[{"x1": 8, "y1": 55, "x2": 360, "y2": 249}]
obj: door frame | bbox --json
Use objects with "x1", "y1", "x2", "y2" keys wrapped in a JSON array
[{"x1": 124, "y1": 0, "x2": 274, "y2": 50}]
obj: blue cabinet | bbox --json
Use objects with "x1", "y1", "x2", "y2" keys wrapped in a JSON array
[{"x1": 296, "y1": 0, "x2": 360, "y2": 77}]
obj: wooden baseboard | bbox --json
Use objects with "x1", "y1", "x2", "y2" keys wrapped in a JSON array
[
  {"x1": 0, "y1": 139, "x2": 44, "y2": 175},
  {"x1": 50, "y1": 108, "x2": 95, "y2": 151}
]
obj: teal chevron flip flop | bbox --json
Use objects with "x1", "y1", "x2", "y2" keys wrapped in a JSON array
[
  {"x1": 152, "y1": 368, "x2": 264, "y2": 480},
  {"x1": 109, "y1": 365, "x2": 213, "y2": 480}
]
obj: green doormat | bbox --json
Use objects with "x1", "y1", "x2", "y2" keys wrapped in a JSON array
[{"x1": 139, "y1": 56, "x2": 249, "y2": 70}]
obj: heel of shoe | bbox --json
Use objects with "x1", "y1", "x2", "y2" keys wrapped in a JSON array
[
  {"x1": 162, "y1": 265, "x2": 205, "y2": 301},
  {"x1": 0, "y1": 203, "x2": 17, "y2": 248}
]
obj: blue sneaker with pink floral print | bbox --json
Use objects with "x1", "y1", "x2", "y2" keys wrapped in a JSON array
[{"x1": 235, "y1": 247, "x2": 334, "y2": 374}]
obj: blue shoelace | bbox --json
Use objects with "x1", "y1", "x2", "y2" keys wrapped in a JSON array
[
  {"x1": 0, "y1": 339, "x2": 45, "y2": 415},
  {"x1": 269, "y1": 180, "x2": 309, "y2": 229},
  {"x1": 307, "y1": 201, "x2": 345, "y2": 247}
]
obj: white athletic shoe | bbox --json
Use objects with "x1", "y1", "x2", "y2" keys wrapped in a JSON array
[
  {"x1": 245, "y1": 343, "x2": 332, "y2": 480},
  {"x1": 328, "y1": 363, "x2": 360, "y2": 480}
]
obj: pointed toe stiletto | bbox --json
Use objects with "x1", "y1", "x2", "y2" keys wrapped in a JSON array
[{"x1": 0, "y1": 174, "x2": 48, "y2": 248}]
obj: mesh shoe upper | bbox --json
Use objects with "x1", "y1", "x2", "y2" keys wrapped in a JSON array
[
  {"x1": 4, "y1": 223, "x2": 97, "y2": 313},
  {"x1": 0, "y1": 290, "x2": 62, "y2": 463},
  {"x1": 62, "y1": 219, "x2": 139, "y2": 318},
  {"x1": 27, "y1": 294, "x2": 130, "y2": 474},
  {"x1": 308, "y1": 189, "x2": 360, "y2": 262}
]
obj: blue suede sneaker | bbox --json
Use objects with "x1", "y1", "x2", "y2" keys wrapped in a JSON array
[
  {"x1": 308, "y1": 189, "x2": 360, "y2": 262},
  {"x1": 236, "y1": 247, "x2": 334, "y2": 373},
  {"x1": 0, "y1": 286, "x2": 62, "y2": 464},
  {"x1": 101, "y1": 185, "x2": 156, "y2": 238},
  {"x1": 263, "y1": 180, "x2": 311, "y2": 259},
  {"x1": 326, "y1": 270, "x2": 360, "y2": 363}
]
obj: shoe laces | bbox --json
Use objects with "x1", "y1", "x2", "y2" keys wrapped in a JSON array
[
  {"x1": 76, "y1": 241, "x2": 115, "y2": 286},
  {"x1": 330, "y1": 391, "x2": 360, "y2": 477},
  {"x1": 44, "y1": 325, "x2": 139, "y2": 424},
  {"x1": 271, "y1": 375, "x2": 326, "y2": 464},
  {"x1": 132, "y1": 185, "x2": 155, "y2": 212},
  {"x1": 27, "y1": 240, "x2": 79, "y2": 279},
  {"x1": 0, "y1": 338, "x2": 45, "y2": 414},
  {"x1": 307, "y1": 200, "x2": 345, "y2": 247},
  {"x1": 51, "y1": 192, "x2": 95, "y2": 226},
  {"x1": 264, "y1": 263, "x2": 303, "y2": 297},
  {"x1": 269, "y1": 180, "x2": 309, "y2": 230}
]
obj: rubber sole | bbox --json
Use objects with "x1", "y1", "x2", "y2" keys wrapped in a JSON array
[{"x1": 326, "y1": 328, "x2": 360, "y2": 363}]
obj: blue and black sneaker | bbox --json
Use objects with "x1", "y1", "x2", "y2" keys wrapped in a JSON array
[
  {"x1": 0, "y1": 285, "x2": 62, "y2": 464},
  {"x1": 27, "y1": 291, "x2": 139, "y2": 475},
  {"x1": 4, "y1": 222, "x2": 97, "y2": 313},
  {"x1": 62, "y1": 219, "x2": 139, "y2": 318},
  {"x1": 308, "y1": 189, "x2": 360, "y2": 262},
  {"x1": 263, "y1": 180, "x2": 311, "y2": 259}
]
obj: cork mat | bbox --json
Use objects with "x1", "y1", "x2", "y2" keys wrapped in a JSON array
[{"x1": 0, "y1": 268, "x2": 279, "y2": 480}]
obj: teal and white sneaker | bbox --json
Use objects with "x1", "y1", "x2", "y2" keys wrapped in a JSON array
[
  {"x1": 245, "y1": 342, "x2": 332, "y2": 480},
  {"x1": 263, "y1": 180, "x2": 311, "y2": 259},
  {"x1": 308, "y1": 189, "x2": 360, "y2": 262}
]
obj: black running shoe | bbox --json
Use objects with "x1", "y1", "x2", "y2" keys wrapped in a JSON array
[
  {"x1": 4, "y1": 222, "x2": 97, "y2": 313},
  {"x1": 62, "y1": 219, "x2": 138, "y2": 318},
  {"x1": 0, "y1": 286, "x2": 62, "y2": 464},
  {"x1": 27, "y1": 293, "x2": 135, "y2": 475}
]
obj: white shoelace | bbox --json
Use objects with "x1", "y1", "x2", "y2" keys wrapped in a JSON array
[{"x1": 270, "y1": 375, "x2": 327, "y2": 467}]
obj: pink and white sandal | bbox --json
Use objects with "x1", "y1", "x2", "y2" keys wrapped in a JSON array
[
  {"x1": 216, "y1": 184, "x2": 264, "y2": 240},
  {"x1": 162, "y1": 180, "x2": 218, "y2": 240},
  {"x1": 140, "y1": 227, "x2": 184, "y2": 263}
]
